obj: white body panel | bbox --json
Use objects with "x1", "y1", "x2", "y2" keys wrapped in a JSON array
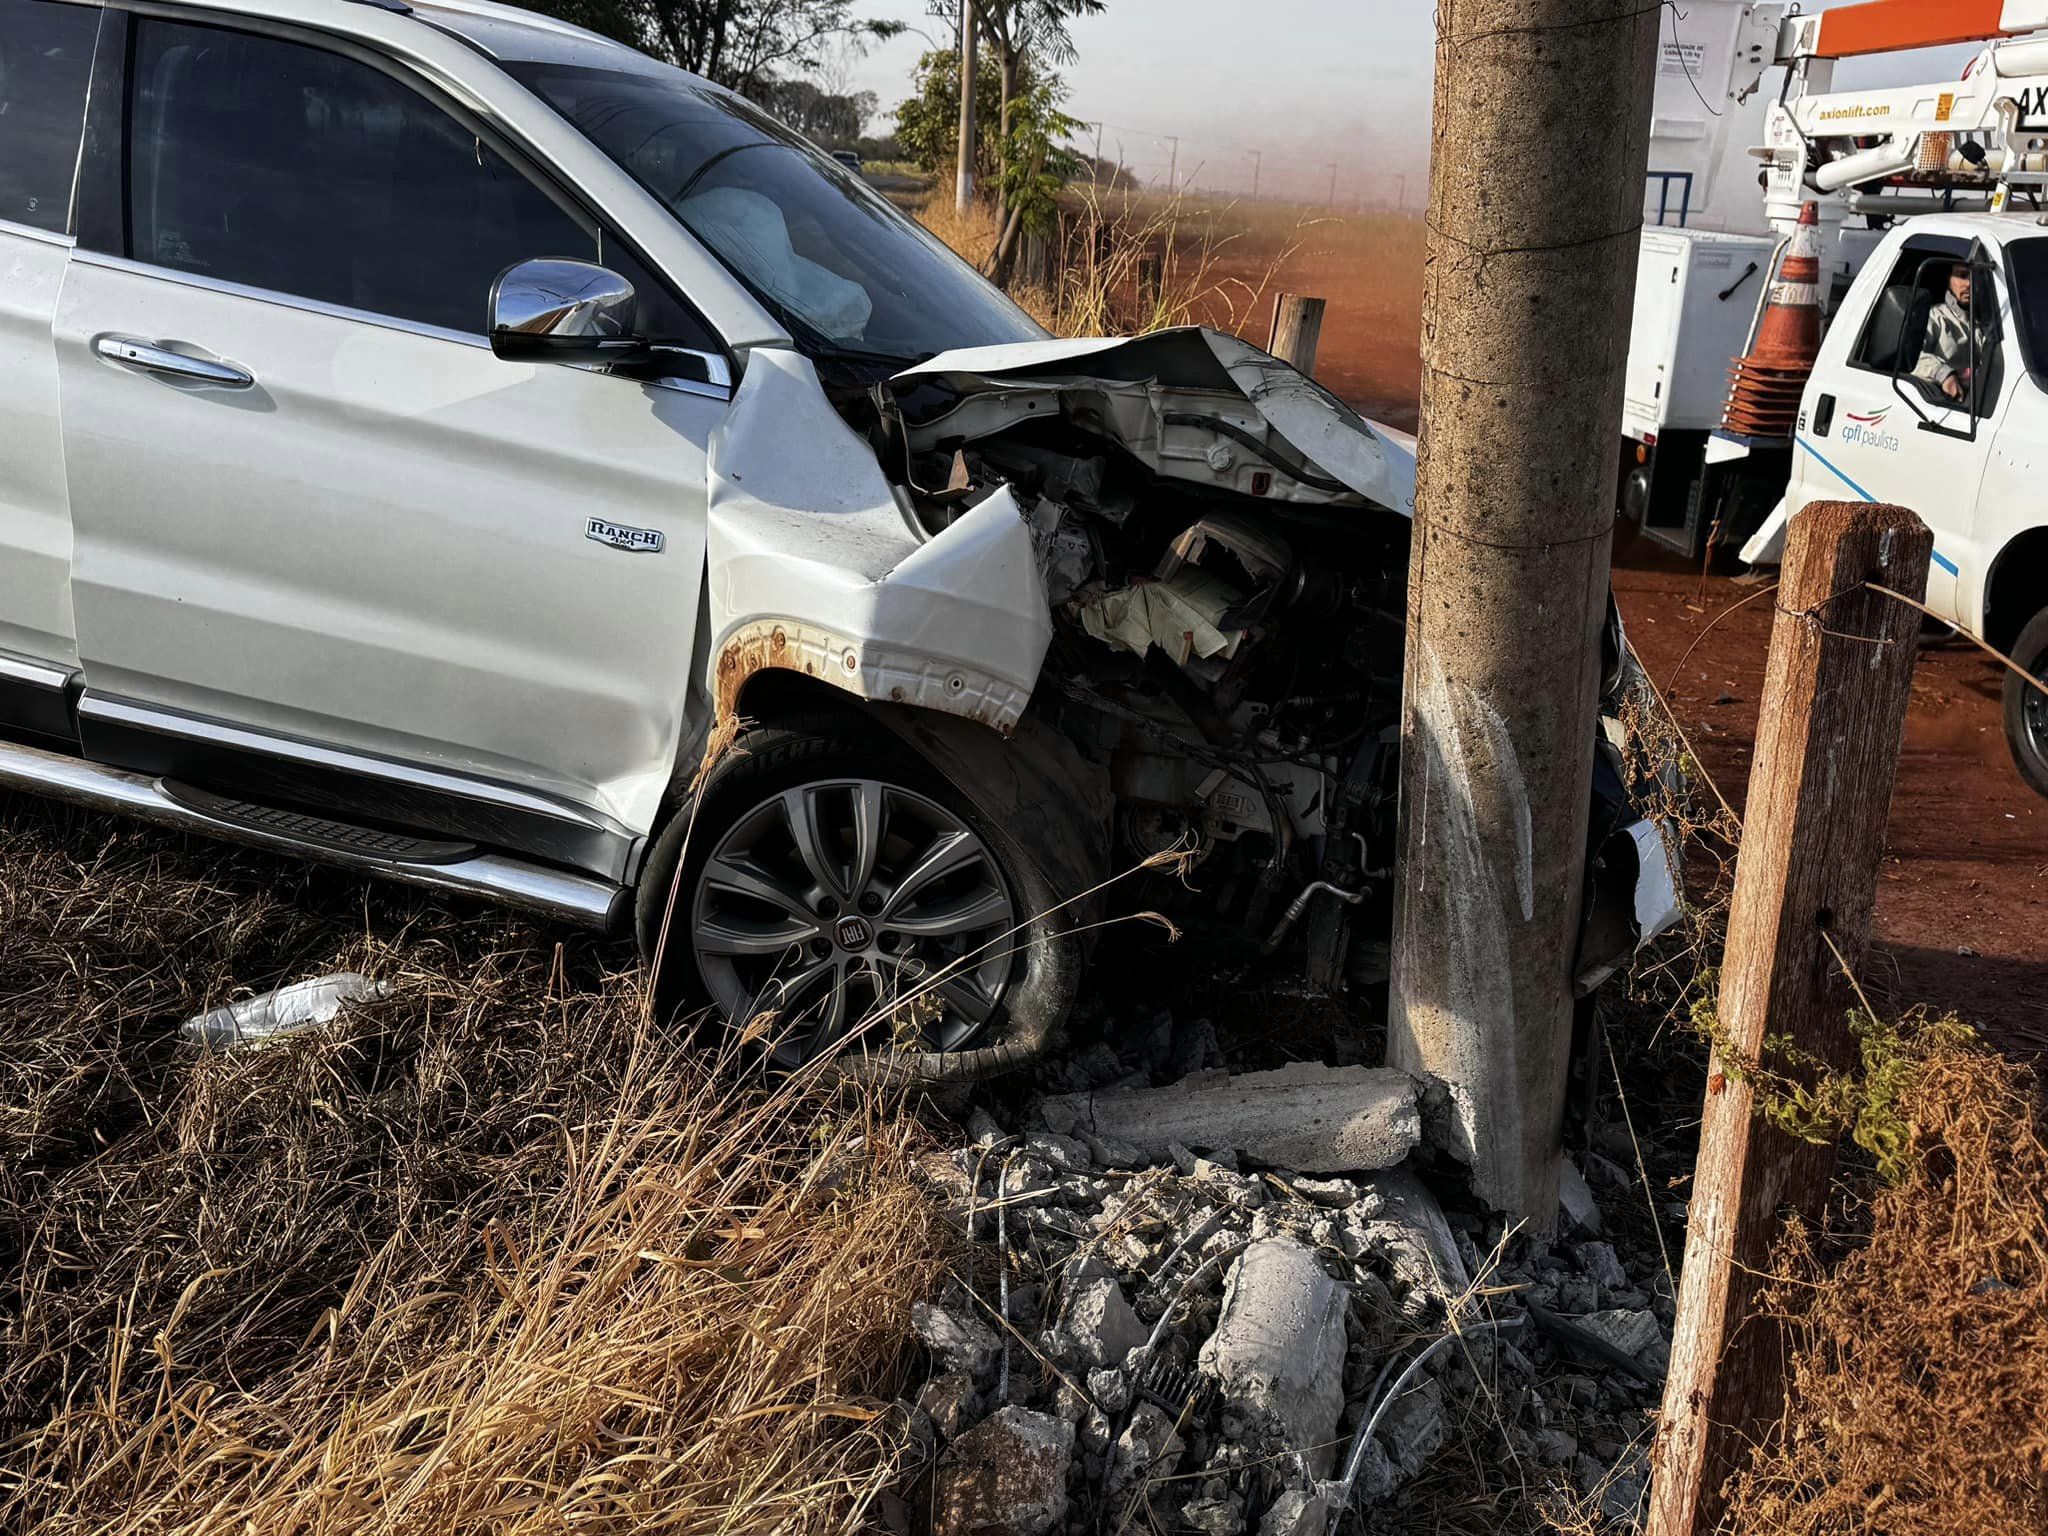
[
  {"x1": 53, "y1": 253, "x2": 719, "y2": 831},
  {"x1": 1784, "y1": 215, "x2": 2045, "y2": 636},
  {"x1": 1641, "y1": 0, "x2": 1782, "y2": 236},
  {"x1": 0, "y1": 221, "x2": 80, "y2": 668},
  {"x1": 1623, "y1": 229, "x2": 1781, "y2": 437}
]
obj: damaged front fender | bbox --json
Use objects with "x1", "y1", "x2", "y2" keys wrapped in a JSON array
[{"x1": 705, "y1": 348, "x2": 1053, "y2": 732}]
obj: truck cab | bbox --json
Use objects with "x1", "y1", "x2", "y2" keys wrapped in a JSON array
[{"x1": 1773, "y1": 214, "x2": 2048, "y2": 792}]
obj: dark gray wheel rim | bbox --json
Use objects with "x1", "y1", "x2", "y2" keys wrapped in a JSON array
[
  {"x1": 689, "y1": 778, "x2": 1019, "y2": 1066},
  {"x1": 2025, "y1": 651, "x2": 2048, "y2": 768}
]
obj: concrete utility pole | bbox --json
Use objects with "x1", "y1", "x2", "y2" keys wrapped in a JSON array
[
  {"x1": 1250, "y1": 149, "x2": 1262, "y2": 200},
  {"x1": 955, "y1": 0, "x2": 977, "y2": 213},
  {"x1": 1389, "y1": 0, "x2": 1661, "y2": 1231},
  {"x1": 1166, "y1": 135, "x2": 1180, "y2": 194},
  {"x1": 1649, "y1": 502, "x2": 1931, "y2": 1536}
]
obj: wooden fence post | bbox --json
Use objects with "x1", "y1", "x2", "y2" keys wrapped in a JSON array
[
  {"x1": 1647, "y1": 500, "x2": 1933, "y2": 1536},
  {"x1": 1267, "y1": 294, "x2": 1326, "y2": 376}
]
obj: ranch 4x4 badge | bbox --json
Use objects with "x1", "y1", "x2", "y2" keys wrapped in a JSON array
[{"x1": 586, "y1": 516, "x2": 665, "y2": 553}]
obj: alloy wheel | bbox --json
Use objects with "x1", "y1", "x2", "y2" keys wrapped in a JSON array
[{"x1": 689, "y1": 778, "x2": 1019, "y2": 1066}]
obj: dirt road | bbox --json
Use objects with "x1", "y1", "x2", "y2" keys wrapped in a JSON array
[{"x1": 1614, "y1": 536, "x2": 2048, "y2": 1055}]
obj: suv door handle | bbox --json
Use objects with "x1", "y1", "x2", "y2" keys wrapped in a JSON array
[
  {"x1": 94, "y1": 335, "x2": 254, "y2": 389},
  {"x1": 1813, "y1": 393, "x2": 1836, "y2": 436}
]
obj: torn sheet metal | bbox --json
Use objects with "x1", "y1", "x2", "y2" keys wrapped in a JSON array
[
  {"x1": 893, "y1": 327, "x2": 1418, "y2": 518},
  {"x1": 705, "y1": 348, "x2": 1052, "y2": 731}
]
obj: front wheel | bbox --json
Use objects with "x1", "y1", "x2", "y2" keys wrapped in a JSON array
[
  {"x1": 634, "y1": 715, "x2": 1083, "y2": 1079},
  {"x1": 2003, "y1": 609, "x2": 2048, "y2": 800}
]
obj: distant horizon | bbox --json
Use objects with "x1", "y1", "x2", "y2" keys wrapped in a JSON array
[{"x1": 841, "y1": 0, "x2": 1983, "y2": 206}]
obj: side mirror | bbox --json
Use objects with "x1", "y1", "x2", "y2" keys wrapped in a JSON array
[{"x1": 490, "y1": 258, "x2": 640, "y2": 363}]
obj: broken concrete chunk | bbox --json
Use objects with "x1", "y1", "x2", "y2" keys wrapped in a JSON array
[
  {"x1": 1576, "y1": 1241, "x2": 1629, "y2": 1291},
  {"x1": 1574, "y1": 1308, "x2": 1662, "y2": 1358},
  {"x1": 917, "y1": 1371, "x2": 979, "y2": 1440},
  {"x1": 913, "y1": 1300, "x2": 1001, "y2": 1382},
  {"x1": 1559, "y1": 1155, "x2": 1603, "y2": 1234},
  {"x1": 1051, "y1": 1275, "x2": 1147, "y2": 1369},
  {"x1": 1041, "y1": 1063, "x2": 1421, "y2": 1175},
  {"x1": 1196, "y1": 1238, "x2": 1350, "y2": 1477},
  {"x1": 1179, "y1": 1493, "x2": 1246, "y2": 1535},
  {"x1": 931, "y1": 1406, "x2": 1075, "y2": 1536},
  {"x1": 1259, "y1": 1488, "x2": 1331, "y2": 1536},
  {"x1": 1375, "y1": 1374, "x2": 1446, "y2": 1482},
  {"x1": 1351, "y1": 1165, "x2": 1470, "y2": 1313},
  {"x1": 1106, "y1": 1399, "x2": 1186, "y2": 1506},
  {"x1": 1025, "y1": 1131, "x2": 1093, "y2": 1172}
]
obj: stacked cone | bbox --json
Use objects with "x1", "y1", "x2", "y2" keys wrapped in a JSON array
[{"x1": 1721, "y1": 201, "x2": 1823, "y2": 439}]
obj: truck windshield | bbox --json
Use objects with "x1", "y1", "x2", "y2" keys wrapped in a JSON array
[
  {"x1": 508, "y1": 62, "x2": 1046, "y2": 363},
  {"x1": 2009, "y1": 238, "x2": 2048, "y2": 389}
]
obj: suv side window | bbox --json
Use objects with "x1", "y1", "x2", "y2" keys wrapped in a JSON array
[
  {"x1": 128, "y1": 19, "x2": 598, "y2": 335},
  {"x1": 0, "y1": 0, "x2": 99, "y2": 235}
]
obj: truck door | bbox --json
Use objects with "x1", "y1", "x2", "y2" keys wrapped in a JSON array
[{"x1": 1789, "y1": 235, "x2": 2010, "y2": 626}]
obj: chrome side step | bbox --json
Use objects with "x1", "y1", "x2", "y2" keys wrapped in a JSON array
[{"x1": 0, "y1": 735, "x2": 626, "y2": 929}]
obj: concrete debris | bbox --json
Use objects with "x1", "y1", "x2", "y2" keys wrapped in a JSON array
[
  {"x1": 908, "y1": 1058, "x2": 1677, "y2": 1535},
  {"x1": 913, "y1": 1299, "x2": 1001, "y2": 1382},
  {"x1": 1576, "y1": 1240, "x2": 1630, "y2": 1292},
  {"x1": 1559, "y1": 1154, "x2": 1604, "y2": 1234},
  {"x1": 1050, "y1": 1275, "x2": 1147, "y2": 1369},
  {"x1": 1039, "y1": 1062, "x2": 1421, "y2": 1174},
  {"x1": 1574, "y1": 1307, "x2": 1663, "y2": 1358},
  {"x1": 1257, "y1": 1487, "x2": 1330, "y2": 1536},
  {"x1": 1197, "y1": 1239, "x2": 1350, "y2": 1477},
  {"x1": 1350, "y1": 1164, "x2": 1470, "y2": 1314},
  {"x1": 917, "y1": 1371, "x2": 979, "y2": 1440},
  {"x1": 1105, "y1": 1399, "x2": 1184, "y2": 1506},
  {"x1": 930, "y1": 1406, "x2": 1075, "y2": 1536}
]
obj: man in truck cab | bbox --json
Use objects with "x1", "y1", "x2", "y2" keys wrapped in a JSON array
[{"x1": 1913, "y1": 263, "x2": 1994, "y2": 404}]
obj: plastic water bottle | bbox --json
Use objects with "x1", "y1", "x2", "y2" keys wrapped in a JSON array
[{"x1": 178, "y1": 972, "x2": 390, "y2": 1050}]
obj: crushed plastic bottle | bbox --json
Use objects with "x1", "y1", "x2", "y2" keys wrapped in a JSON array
[{"x1": 178, "y1": 971, "x2": 391, "y2": 1050}]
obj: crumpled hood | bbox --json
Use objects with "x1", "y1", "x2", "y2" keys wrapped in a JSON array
[{"x1": 892, "y1": 326, "x2": 1418, "y2": 517}]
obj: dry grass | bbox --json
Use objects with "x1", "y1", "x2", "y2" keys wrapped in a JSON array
[
  {"x1": 917, "y1": 185, "x2": 1302, "y2": 341},
  {"x1": 0, "y1": 796, "x2": 947, "y2": 1534},
  {"x1": 1718, "y1": 1022, "x2": 2048, "y2": 1536}
]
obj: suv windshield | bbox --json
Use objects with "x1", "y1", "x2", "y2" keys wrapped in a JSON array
[
  {"x1": 509, "y1": 62, "x2": 1045, "y2": 362},
  {"x1": 2008, "y1": 237, "x2": 2048, "y2": 389}
]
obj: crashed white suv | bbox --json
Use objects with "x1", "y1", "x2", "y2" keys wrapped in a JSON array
[{"x1": 0, "y1": 0, "x2": 1679, "y2": 1075}]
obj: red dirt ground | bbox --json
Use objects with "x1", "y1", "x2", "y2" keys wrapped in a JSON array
[{"x1": 1613, "y1": 536, "x2": 2048, "y2": 1057}]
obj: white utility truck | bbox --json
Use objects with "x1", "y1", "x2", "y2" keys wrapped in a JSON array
[{"x1": 1617, "y1": 0, "x2": 2048, "y2": 796}]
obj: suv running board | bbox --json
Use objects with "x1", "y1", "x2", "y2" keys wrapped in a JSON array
[{"x1": 0, "y1": 735, "x2": 625, "y2": 929}]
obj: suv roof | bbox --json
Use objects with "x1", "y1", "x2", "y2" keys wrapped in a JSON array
[{"x1": 406, "y1": 0, "x2": 682, "y2": 77}]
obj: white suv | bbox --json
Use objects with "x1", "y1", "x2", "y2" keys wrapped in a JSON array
[{"x1": 0, "y1": 0, "x2": 1680, "y2": 1075}]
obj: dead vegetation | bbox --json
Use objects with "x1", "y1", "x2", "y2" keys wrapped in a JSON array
[
  {"x1": 1719, "y1": 1022, "x2": 2048, "y2": 1536},
  {"x1": 916, "y1": 185, "x2": 1303, "y2": 341},
  {"x1": 0, "y1": 796, "x2": 946, "y2": 1534}
]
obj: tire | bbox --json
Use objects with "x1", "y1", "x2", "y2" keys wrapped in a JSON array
[
  {"x1": 634, "y1": 713, "x2": 1082, "y2": 1079},
  {"x1": 2003, "y1": 608, "x2": 2048, "y2": 800}
]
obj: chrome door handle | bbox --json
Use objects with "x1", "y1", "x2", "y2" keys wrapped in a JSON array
[{"x1": 94, "y1": 335, "x2": 254, "y2": 389}]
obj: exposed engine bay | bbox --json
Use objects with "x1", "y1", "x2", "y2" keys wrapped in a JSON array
[{"x1": 772, "y1": 327, "x2": 1678, "y2": 998}]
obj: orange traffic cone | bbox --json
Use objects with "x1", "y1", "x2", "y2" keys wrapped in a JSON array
[{"x1": 1721, "y1": 201, "x2": 1824, "y2": 440}]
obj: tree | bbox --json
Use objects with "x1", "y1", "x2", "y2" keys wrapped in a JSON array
[
  {"x1": 520, "y1": 0, "x2": 900, "y2": 96},
  {"x1": 753, "y1": 76, "x2": 876, "y2": 145},
  {"x1": 893, "y1": 47, "x2": 1005, "y2": 182},
  {"x1": 928, "y1": 0, "x2": 1102, "y2": 221}
]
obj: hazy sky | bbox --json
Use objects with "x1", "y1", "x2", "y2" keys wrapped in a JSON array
[{"x1": 843, "y1": 1, "x2": 1986, "y2": 203}]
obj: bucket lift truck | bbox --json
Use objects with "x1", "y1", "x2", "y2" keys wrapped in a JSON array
[{"x1": 1615, "y1": 0, "x2": 2048, "y2": 795}]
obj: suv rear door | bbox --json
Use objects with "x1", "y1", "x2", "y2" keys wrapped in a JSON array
[{"x1": 54, "y1": 13, "x2": 728, "y2": 874}]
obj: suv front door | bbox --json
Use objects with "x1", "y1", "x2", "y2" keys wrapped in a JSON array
[{"x1": 53, "y1": 15, "x2": 726, "y2": 875}]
